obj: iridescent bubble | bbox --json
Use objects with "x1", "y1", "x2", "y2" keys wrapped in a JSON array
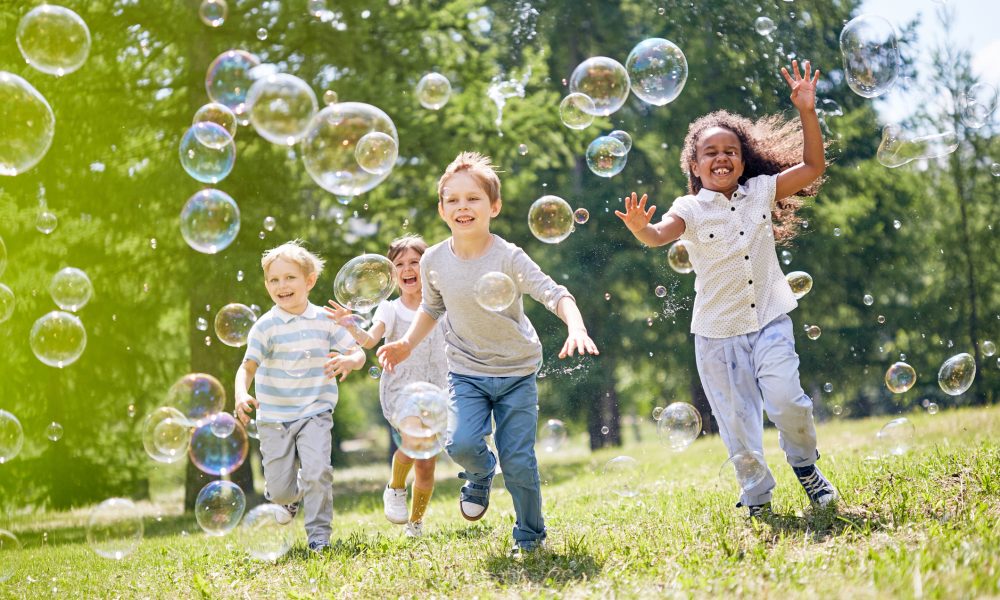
[
  {"x1": 654, "y1": 285, "x2": 667, "y2": 298},
  {"x1": 863, "y1": 294, "x2": 874, "y2": 306},
  {"x1": 656, "y1": 402, "x2": 701, "y2": 451},
  {"x1": 205, "y1": 50, "x2": 260, "y2": 114},
  {"x1": 528, "y1": 195, "x2": 574, "y2": 244},
  {"x1": 0, "y1": 284, "x2": 14, "y2": 324},
  {"x1": 609, "y1": 130, "x2": 632, "y2": 154},
  {"x1": 0, "y1": 72, "x2": 56, "y2": 176},
  {"x1": 0, "y1": 410, "x2": 24, "y2": 464},
  {"x1": 142, "y1": 407, "x2": 191, "y2": 463},
  {"x1": 179, "y1": 122, "x2": 235, "y2": 184},
  {"x1": 719, "y1": 450, "x2": 768, "y2": 491},
  {"x1": 786, "y1": 271, "x2": 813, "y2": 299},
  {"x1": 322, "y1": 89, "x2": 338, "y2": 105},
  {"x1": 876, "y1": 417, "x2": 914, "y2": 456},
  {"x1": 195, "y1": 480, "x2": 246, "y2": 536},
  {"x1": 559, "y1": 93, "x2": 596, "y2": 130},
  {"x1": 263, "y1": 216, "x2": 276, "y2": 232},
  {"x1": 667, "y1": 240, "x2": 693, "y2": 274},
  {"x1": 30, "y1": 311, "x2": 87, "y2": 367},
  {"x1": 333, "y1": 254, "x2": 396, "y2": 313},
  {"x1": 938, "y1": 352, "x2": 976, "y2": 396},
  {"x1": 876, "y1": 125, "x2": 959, "y2": 168},
  {"x1": 238, "y1": 504, "x2": 296, "y2": 561},
  {"x1": 36, "y1": 209, "x2": 57, "y2": 234},
  {"x1": 87, "y1": 498, "x2": 143, "y2": 560},
  {"x1": 246, "y1": 73, "x2": 318, "y2": 145},
  {"x1": 301, "y1": 102, "x2": 399, "y2": 196},
  {"x1": 991, "y1": 163, "x2": 1000, "y2": 177},
  {"x1": 368, "y1": 365, "x2": 381, "y2": 379},
  {"x1": 474, "y1": 271, "x2": 517, "y2": 312},
  {"x1": 198, "y1": 0, "x2": 227, "y2": 27},
  {"x1": 354, "y1": 131, "x2": 398, "y2": 175},
  {"x1": 927, "y1": 402, "x2": 939, "y2": 415},
  {"x1": 518, "y1": 143, "x2": 528, "y2": 156},
  {"x1": 754, "y1": 17, "x2": 776, "y2": 36},
  {"x1": 245, "y1": 419, "x2": 259, "y2": 440},
  {"x1": 167, "y1": 373, "x2": 226, "y2": 421},
  {"x1": 573, "y1": 208, "x2": 590, "y2": 224},
  {"x1": 839, "y1": 15, "x2": 899, "y2": 98},
  {"x1": 46, "y1": 421, "x2": 63, "y2": 442},
  {"x1": 255, "y1": 27, "x2": 268, "y2": 41},
  {"x1": 209, "y1": 412, "x2": 237, "y2": 438},
  {"x1": 393, "y1": 382, "x2": 449, "y2": 459},
  {"x1": 805, "y1": 325, "x2": 822, "y2": 340},
  {"x1": 885, "y1": 361, "x2": 916, "y2": 393},
  {"x1": 16, "y1": 5, "x2": 91, "y2": 77},
  {"x1": 651, "y1": 406, "x2": 665, "y2": 421},
  {"x1": 189, "y1": 416, "x2": 248, "y2": 476},
  {"x1": 539, "y1": 419, "x2": 567, "y2": 452},
  {"x1": 569, "y1": 57, "x2": 630, "y2": 116},
  {"x1": 214, "y1": 303, "x2": 256, "y2": 347},
  {"x1": 603, "y1": 456, "x2": 640, "y2": 497},
  {"x1": 877, "y1": 315, "x2": 886, "y2": 324},
  {"x1": 415, "y1": 72, "x2": 452, "y2": 110},
  {"x1": 958, "y1": 82, "x2": 998, "y2": 129},
  {"x1": 49, "y1": 267, "x2": 93, "y2": 311},
  {"x1": 180, "y1": 189, "x2": 240, "y2": 254},
  {"x1": 193, "y1": 102, "x2": 237, "y2": 141},
  {"x1": 586, "y1": 135, "x2": 628, "y2": 178},
  {"x1": 0, "y1": 529, "x2": 22, "y2": 582},
  {"x1": 982, "y1": 340, "x2": 996, "y2": 357},
  {"x1": 625, "y1": 38, "x2": 687, "y2": 106},
  {"x1": 823, "y1": 383, "x2": 833, "y2": 394}
]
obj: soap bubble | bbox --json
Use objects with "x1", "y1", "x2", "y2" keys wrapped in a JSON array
[
  {"x1": 817, "y1": 98, "x2": 844, "y2": 118},
  {"x1": 168, "y1": 373, "x2": 226, "y2": 421},
  {"x1": 539, "y1": 419, "x2": 567, "y2": 452},
  {"x1": 518, "y1": 143, "x2": 529, "y2": 156},
  {"x1": 245, "y1": 419, "x2": 258, "y2": 440},
  {"x1": 193, "y1": 103, "x2": 237, "y2": 142},
  {"x1": 368, "y1": 366, "x2": 381, "y2": 379},
  {"x1": 957, "y1": 82, "x2": 998, "y2": 129},
  {"x1": 214, "y1": 303, "x2": 256, "y2": 347},
  {"x1": 195, "y1": 480, "x2": 246, "y2": 536},
  {"x1": 876, "y1": 417, "x2": 914, "y2": 456},
  {"x1": 876, "y1": 125, "x2": 959, "y2": 168},
  {"x1": 991, "y1": 163, "x2": 1000, "y2": 177},
  {"x1": 180, "y1": 189, "x2": 240, "y2": 254},
  {"x1": 36, "y1": 209, "x2": 58, "y2": 234},
  {"x1": 246, "y1": 73, "x2": 318, "y2": 145},
  {"x1": 839, "y1": 15, "x2": 899, "y2": 98},
  {"x1": 528, "y1": 195, "x2": 574, "y2": 244},
  {"x1": 780, "y1": 249, "x2": 792, "y2": 265},
  {"x1": 87, "y1": 498, "x2": 143, "y2": 560},
  {"x1": 142, "y1": 406, "x2": 191, "y2": 463},
  {"x1": 0, "y1": 530, "x2": 22, "y2": 582},
  {"x1": 586, "y1": 135, "x2": 628, "y2": 178},
  {"x1": 938, "y1": 352, "x2": 976, "y2": 396},
  {"x1": 474, "y1": 271, "x2": 517, "y2": 312},
  {"x1": 832, "y1": 405, "x2": 843, "y2": 416},
  {"x1": 256, "y1": 27, "x2": 268, "y2": 40},
  {"x1": 625, "y1": 38, "x2": 687, "y2": 106},
  {"x1": 609, "y1": 130, "x2": 633, "y2": 154},
  {"x1": 927, "y1": 402, "x2": 939, "y2": 415},
  {"x1": 189, "y1": 416, "x2": 249, "y2": 476},
  {"x1": 0, "y1": 284, "x2": 14, "y2": 324},
  {"x1": 0, "y1": 410, "x2": 24, "y2": 464},
  {"x1": 570, "y1": 57, "x2": 630, "y2": 116},
  {"x1": 667, "y1": 240, "x2": 693, "y2": 273},
  {"x1": 656, "y1": 402, "x2": 701, "y2": 451},
  {"x1": 179, "y1": 122, "x2": 236, "y2": 183},
  {"x1": 354, "y1": 131, "x2": 398, "y2": 175},
  {"x1": 786, "y1": 271, "x2": 813, "y2": 299},
  {"x1": 199, "y1": 0, "x2": 227, "y2": 27},
  {"x1": 333, "y1": 254, "x2": 396, "y2": 313},
  {"x1": 415, "y1": 72, "x2": 452, "y2": 110},
  {"x1": 574, "y1": 208, "x2": 590, "y2": 224},
  {"x1": 863, "y1": 294, "x2": 874, "y2": 306},
  {"x1": 205, "y1": 50, "x2": 260, "y2": 114},
  {"x1": 30, "y1": 311, "x2": 87, "y2": 367},
  {"x1": 209, "y1": 412, "x2": 237, "y2": 438},
  {"x1": 824, "y1": 382, "x2": 833, "y2": 393},
  {"x1": 885, "y1": 361, "x2": 916, "y2": 393},
  {"x1": 0, "y1": 236, "x2": 4, "y2": 277},
  {"x1": 559, "y1": 93, "x2": 596, "y2": 129},
  {"x1": 651, "y1": 406, "x2": 664, "y2": 421},
  {"x1": 603, "y1": 456, "x2": 640, "y2": 497},
  {"x1": 49, "y1": 267, "x2": 93, "y2": 311},
  {"x1": 16, "y1": 5, "x2": 91, "y2": 76},
  {"x1": 302, "y1": 102, "x2": 399, "y2": 196},
  {"x1": 322, "y1": 89, "x2": 338, "y2": 105},
  {"x1": 754, "y1": 17, "x2": 776, "y2": 36},
  {"x1": 0, "y1": 72, "x2": 56, "y2": 176},
  {"x1": 720, "y1": 450, "x2": 768, "y2": 491},
  {"x1": 46, "y1": 421, "x2": 63, "y2": 442},
  {"x1": 238, "y1": 504, "x2": 296, "y2": 561},
  {"x1": 655, "y1": 285, "x2": 667, "y2": 298},
  {"x1": 982, "y1": 340, "x2": 996, "y2": 357},
  {"x1": 805, "y1": 325, "x2": 822, "y2": 340},
  {"x1": 393, "y1": 382, "x2": 450, "y2": 459}
]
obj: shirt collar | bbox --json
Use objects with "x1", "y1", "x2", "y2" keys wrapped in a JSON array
[
  {"x1": 274, "y1": 302, "x2": 319, "y2": 323},
  {"x1": 695, "y1": 182, "x2": 750, "y2": 202}
]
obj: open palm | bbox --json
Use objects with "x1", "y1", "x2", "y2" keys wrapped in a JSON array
[{"x1": 781, "y1": 60, "x2": 820, "y2": 111}]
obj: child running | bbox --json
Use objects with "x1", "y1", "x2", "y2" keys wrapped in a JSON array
[
  {"x1": 616, "y1": 61, "x2": 837, "y2": 518},
  {"x1": 325, "y1": 234, "x2": 448, "y2": 538},
  {"x1": 377, "y1": 152, "x2": 599, "y2": 555}
]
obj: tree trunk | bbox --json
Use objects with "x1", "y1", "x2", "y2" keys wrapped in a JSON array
[{"x1": 587, "y1": 389, "x2": 621, "y2": 450}]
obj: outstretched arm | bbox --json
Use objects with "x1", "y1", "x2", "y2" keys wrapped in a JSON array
[
  {"x1": 324, "y1": 300, "x2": 386, "y2": 349},
  {"x1": 776, "y1": 60, "x2": 826, "y2": 200},
  {"x1": 376, "y1": 309, "x2": 438, "y2": 372},
  {"x1": 555, "y1": 296, "x2": 599, "y2": 359},
  {"x1": 615, "y1": 192, "x2": 685, "y2": 247},
  {"x1": 234, "y1": 360, "x2": 259, "y2": 425}
]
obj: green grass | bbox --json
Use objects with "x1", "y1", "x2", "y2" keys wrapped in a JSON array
[{"x1": 3, "y1": 406, "x2": 1000, "y2": 598}]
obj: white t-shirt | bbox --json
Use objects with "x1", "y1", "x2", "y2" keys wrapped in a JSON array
[{"x1": 372, "y1": 298, "x2": 448, "y2": 423}]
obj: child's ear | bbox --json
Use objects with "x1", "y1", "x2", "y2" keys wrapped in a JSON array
[
  {"x1": 688, "y1": 161, "x2": 701, "y2": 179},
  {"x1": 305, "y1": 272, "x2": 318, "y2": 290},
  {"x1": 490, "y1": 198, "x2": 502, "y2": 217}
]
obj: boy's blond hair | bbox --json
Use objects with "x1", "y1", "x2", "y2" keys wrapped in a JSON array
[
  {"x1": 261, "y1": 240, "x2": 325, "y2": 277},
  {"x1": 387, "y1": 234, "x2": 428, "y2": 262},
  {"x1": 437, "y1": 151, "x2": 501, "y2": 205}
]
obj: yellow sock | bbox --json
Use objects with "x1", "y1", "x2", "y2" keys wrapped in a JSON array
[
  {"x1": 390, "y1": 456, "x2": 413, "y2": 490},
  {"x1": 410, "y1": 485, "x2": 434, "y2": 523}
]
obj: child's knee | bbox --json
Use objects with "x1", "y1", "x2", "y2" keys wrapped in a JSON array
[
  {"x1": 445, "y1": 435, "x2": 479, "y2": 462},
  {"x1": 300, "y1": 464, "x2": 333, "y2": 489}
]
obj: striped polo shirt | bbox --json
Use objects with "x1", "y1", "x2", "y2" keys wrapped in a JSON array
[{"x1": 243, "y1": 302, "x2": 357, "y2": 423}]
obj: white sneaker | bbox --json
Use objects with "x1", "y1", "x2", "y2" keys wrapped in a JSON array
[
  {"x1": 403, "y1": 521, "x2": 423, "y2": 538},
  {"x1": 383, "y1": 485, "x2": 408, "y2": 524},
  {"x1": 274, "y1": 503, "x2": 298, "y2": 525}
]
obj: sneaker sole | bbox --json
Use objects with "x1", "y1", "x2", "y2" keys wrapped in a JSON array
[{"x1": 459, "y1": 500, "x2": 487, "y2": 521}]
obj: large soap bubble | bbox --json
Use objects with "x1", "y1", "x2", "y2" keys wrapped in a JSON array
[
  {"x1": 214, "y1": 303, "x2": 257, "y2": 347},
  {"x1": 656, "y1": 402, "x2": 701, "y2": 451},
  {"x1": 667, "y1": 240, "x2": 693, "y2": 274},
  {"x1": 0, "y1": 284, "x2": 14, "y2": 324},
  {"x1": 559, "y1": 93, "x2": 596, "y2": 129},
  {"x1": 394, "y1": 382, "x2": 449, "y2": 460},
  {"x1": 585, "y1": 135, "x2": 628, "y2": 178},
  {"x1": 238, "y1": 504, "x2": 297, "y2": 561},
  {"x1": 205, "y1": 50, "x2": 260, "y2": 114},
  {"x1": 785, "y1": 271, "x2": 813, "y2": 299},
  {"x1": 302, "y1": 102, "x2": 399, "y2": 196},
  {"x1": 179, "y1": 122, "x2": 235, "y2": 184},
  {"x1": 609, "y1": 130, "x2": 632, "y2": 154},
  {"x1": 0, "y1": 410, "x2": 24, "y2": 464},
  {"x1": 193, "y1": 102, "x2": 237, "y2": 141},
  {"x1": 86, "y1": 498, "x2": 143, "y2": 560},
  {"x1": 625, "y1": 38, "x2": 688, "y2": 106},
  {"x1": 0, "y1": 72, "x2": 56, "y2": 176},
  {"x1": 246, "y1": 73, "x2": 318, "y2": 145},
  {"x1": 528, "y1": 195, "x2": 574, "y2": 244},
  {"x1": 415, "y1": 72, "x2": 452, "y2": 110},
  {"x1": 603, "y1": 456, "x2": 640, "y2": 498},
  {"x1": 839, "y1": 15, "x2": 899, "y2": 98},
  {"x1": 876, "y1": 125, "x2": 959, "y2": 168},
  {"x1": 884, "y1": 361, "x2": 916, "y2": 393},
  {"x1": 569, "y1": 57, "x2": 630, "y2": 116},
  {"x1": 199, "y1": 0, "x2": 227, "y2": 27},
  {"x1": 195, "y1": 480, "x2": 246, "y2": 536},
  {"x1": 754, "y1": 17, "x2": 776, "y2": 36},
  {"x1": 180, "y1": 189, "x2": 240, "y2": 254},
  {"x1": 167, "y1": 373, "x2": 226, "y2": 421},
  {"x1": 49, "y1": 267, "x2": 93, "y2": 312},
  {"x1": 876, "y1": 417, "x2": 914, "y2": 456},
  {"x1": 354, "y1": 131, "x2": 398, "y2": 175},
  {"x1": 30, "y1": 311, "x2": 87, "y2": 367},
  {"x1": 539, "y1": 418, "x2": 567, "y2": 452},
  {"x1": 938, "y1": 352, "x2": 976, "y2": 396},
  {"x1": 0, "y1": 529, "x2": 22, "y2": 582},
  {"x1": 958, "y1": 83, "x2": 998, "y2": 129},
  {"x1": 333, "y1": 254, "x2": 396, "y2": 313},
  {"x1": 16, "y1": 5, "x2": 91, "y2": 77},
  {"x1": 141, "y1": 406, "x2": 191, "y2": 463},
  {"x1": 474, "y1": 271, "x2": 517, "y2": 312},
  {"x1": 720, "y1": 450, "x2": 768, "y2": 491},
  {"x1": 189, "y1": 416, "x2": 249, "y2": 476}
]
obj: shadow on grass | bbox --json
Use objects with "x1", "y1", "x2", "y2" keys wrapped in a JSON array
[
  {"x1": 481, "y1": 534, "x2": 604, "y2": 586},
  {"x1": 10, "y1": 512, "x2": 202, "y2": 549},
  {"x1": 753, "y1": 503, "x2": 888, "y2": 542}
]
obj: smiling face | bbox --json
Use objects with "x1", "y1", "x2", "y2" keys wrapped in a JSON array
[
  {"x1": 264, "y1": 258, "x2": 317, "y2": 315},
  {"x1": 438, "y1": 171, "x2": 501, "y2": 238},
  {"x1": 690, "y1": 126, "x2": 745, "y2": 197},
  {"x1": 391, "y1": 247, "x2": 423, "y2": 298}
]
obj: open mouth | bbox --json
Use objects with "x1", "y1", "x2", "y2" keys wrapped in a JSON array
[
  {"x1": 711, "y1": 167, "x2": 732, "y2": 176},
  {"x1": 401, "y1": 275, "x2": 418, "y2": 286},
  {"x1": 455, "y1": 214, "x2": 474, "y2": 224},
  {"x1": 277, "y1": 292, "x2": 294, "y2": 299}
]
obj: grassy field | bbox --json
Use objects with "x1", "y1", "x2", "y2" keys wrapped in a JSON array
[{"x1": 2, "y1": 405, "x2": 1000, "y2": 599}]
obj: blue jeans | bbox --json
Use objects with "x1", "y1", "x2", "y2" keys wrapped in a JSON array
[{"x1": 446, "y1": 373, "x2": 545, "y2": 545}]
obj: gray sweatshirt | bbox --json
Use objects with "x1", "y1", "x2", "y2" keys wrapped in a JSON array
[{"x1": 420, "y1": 234, "x2": 573, "y2": 377}]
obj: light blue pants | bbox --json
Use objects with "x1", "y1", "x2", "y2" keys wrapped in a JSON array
[
  {"x1": 446, "y1": 373, "x2": 546, "y2": 545},
  {"x1": 695, "y1": 314, "x2": 819, "y2": 506}
]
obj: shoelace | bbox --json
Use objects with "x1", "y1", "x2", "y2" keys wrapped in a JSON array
[{"x1": 797, "y1": 469, "x2": 830, "y2": 500}]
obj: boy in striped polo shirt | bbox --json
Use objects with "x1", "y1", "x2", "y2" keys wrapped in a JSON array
[{"x1": 235, "y1": 240, "x2": 366, "y2": 552}]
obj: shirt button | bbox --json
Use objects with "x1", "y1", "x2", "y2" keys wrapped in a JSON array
[
  {"x1": 731, "y1": 207, "x2": 736, "y2": 212},
  {"x1": 740, "y1": 231, "x2": 744, "y2": 235},
  {"x1": 709, "y1": 233, "x2": 714, "y2": 238},
  {"x1": 748, "y1": 280, "x2": 753, "y2": 284},
  {"x1": 751, "y1": 303, "x2": 756, "y2": 308},
  {"x1": 744, "y1": 255, "x2": 749, "y2": 260}
]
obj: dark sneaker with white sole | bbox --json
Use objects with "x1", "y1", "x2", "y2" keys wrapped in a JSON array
[
  {"x1": 737, "y1": 501, "x2": 772, "y2": 519},
  {"x1": 793, "y1": 464, "x2": 838, "y2": 507}
]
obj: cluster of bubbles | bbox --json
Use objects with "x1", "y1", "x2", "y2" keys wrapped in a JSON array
[
  {"x1": 214, "y1": 303, "x2": 257, "y2": 347},
  {"x1": 333, "y1": 254, "x2": 397, "y2": 313},
  {"x1": 667, "y1": 240, "x2": 693, "y2": 274},
  {"x1": 876, "y1": 125, "x2": 959, "y2": 169},
  {"x1": 652, "y1": 402, "x2": 701, "y2": 451},
  {"x1": 392, "y1": 382, "x2": 450, "y2": 459},
  {"x1": 839, "y1": 15, "x2": 899, "y2": 99},
  {"x1": 474, "y1": 271, "x2": 517, "y2": 312},
  {"x1": 539, "y1": 419, "x2": 567, "y2": 452},
  {"x1": 527, "y1": 195, "x2": 575, "y2": 244},
  {"x1": 415, "y1": 73, "x2": 452, "y2": 110}
]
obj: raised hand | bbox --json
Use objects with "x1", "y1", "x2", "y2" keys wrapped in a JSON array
[
  {"x1": 781, "y1": 59, "x2": 820, "y2": 112},
  {"x1": 324, "y1": 300, "x2": 356, "y2": 326},
  {"x1": 614, "y1": 192, "x2": 656, "y2": 233}
]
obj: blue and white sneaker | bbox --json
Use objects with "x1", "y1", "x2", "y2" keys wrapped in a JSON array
[
  {"x1": 459, "y1": 471, "x2": 494, "y2": 521},
  {"x1": 793, "y1": 464, "x2": 838, "y2": 507}
]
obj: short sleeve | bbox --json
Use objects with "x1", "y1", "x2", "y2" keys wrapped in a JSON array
[
  {"x1": 243, "y1": 319, "x2": 268, "y2": 365},
  {"x1": 511, "y1": 245, "x2": 571, "y2": 315},
  {"x1": 667, "y1": 196, "x2": 695, "y2": 236},
  {"x1": 748, "y1": 174, "x2": 778, "y2": 211},
  {"x1": 371, "y1": 300, "x2": 393, "y2": 341},
  {"x1": 419, "y1": 257, "x2": 445, "y2": 321}
]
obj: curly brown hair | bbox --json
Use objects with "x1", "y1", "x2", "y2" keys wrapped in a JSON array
[{"x1": 680, "y1": 110, "x2": 827, "y2": 244}]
